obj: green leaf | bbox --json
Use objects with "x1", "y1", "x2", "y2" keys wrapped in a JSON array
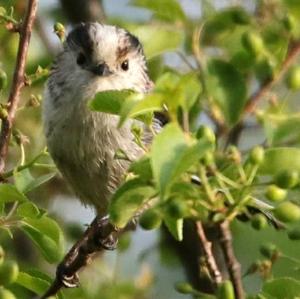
[
  {"x1": 202, "y1": 7, "x2": 251, "y2": 45},
  {"x1": 150, "y1": 123, "x2": 212, "y2": 198},
  {"x1": 129, "y1": 156, "x2": 153, "y2": 182},
  {"x1": 206, "y1": 59, "x2": 247, "y2": 126},
  {"x1": 262, "y1": 277, "x2": 300, "y2": 299},
  {"x1": 14, "y1": 168, "x2": 34, "y2": 192},
  {"x1": 21, "y1": 216, "x2": 64, "y2": 263},
  {"x1": 124, "y1": 93, "x2": 163, "y2": 118},
  {"x1": 262, "y1": 25, "x2": 288, "y2": 65},
  {"x1": 131, "y1": 0, "x2": 186, "y2": 22},
  {"x1": 90, "y1": 90, "x2": 156, "y2": 126},
  {"x1": 117, "y1": 72, "x2": 201, "y2": 124},
  {"x1": 164, "y1": 216, "x2": 183, "y2": 241},
  {"x1": 89, "y1": 90, "x2": 134, "y2": 115},
  {"x1": 155, "y1": 72, "x2": 181, "y2": 91},
  {"x1": 259, "y1": 147, "x2": 300, "y2": 175},
  {"x1": 131, "y1": 25, "x2": 184, "y2": 58},
  {"x1": 109, "y1": 178, "x2": 156, "y2": 228},
  {"x1": 118, "y1": 93, "x2": 163, "y2": 125},
  {"x1": 0, "y1": 184, "x2": 28, "y2": 203},
  {"x1": 16, "y1": 272, "x2": 50, "y2": 295},
  {"x1": 177, "y1": 73, "x2": 202, "y2": 111},
  {"x1": 16, "y1": 269, "x2": 65, "y2": 299},
  {"x1": 17, "y1": 202, "x2": 40, "y2": 218},
  {"x1": 284, "y1": 0, "x2": 300, "y2": 17},
  {"x1": 14, "y1": 168, "x2": 57, "y2": 193},
  {"x1": 154, "y1": 72, "x2": 202, "y2": 113},
  {"x1": 260, "y1": 112, "x2": 300, "y2": 145}
]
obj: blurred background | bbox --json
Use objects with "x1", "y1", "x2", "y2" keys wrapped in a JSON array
[{"x1": 1, "y1": 0, "x2": 300, "y2": 298}]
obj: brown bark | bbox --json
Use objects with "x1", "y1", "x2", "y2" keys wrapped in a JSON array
[{"x1": 0, "y1": 0, "x2": 38, "y2": 173}]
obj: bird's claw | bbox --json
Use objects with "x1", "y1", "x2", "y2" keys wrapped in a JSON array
[
  {"x1": 97, "y1": 233, "x2": 118, "y2": 250},
  {"x1": 56, "y1": 264, "x2": 79, "y2": 288},
  {"x1": 94, "y1": 215, "x2": 119, "y2": 250}
]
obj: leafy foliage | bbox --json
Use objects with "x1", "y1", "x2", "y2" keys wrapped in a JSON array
[{"x1": 2, "y1": 0, "x2": 300, "y2": 298}]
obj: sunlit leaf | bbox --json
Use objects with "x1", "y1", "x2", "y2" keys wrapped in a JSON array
[
  {"x1": 125, "y1": 93, "x2": 163, "y2": 118},
  {"x1": 151, "y1": 123, "x2": 212, "y2": 198},
  {"x1": 89, "y1": 90, "x2": 134, "y2": 115},
  {"x1": 17, "y1": 202, "x2": 40, "y2": 218},
  {"x1": 90, "y1": 90, "x2": 159, "y2": 126},
  {"x1": 119, "y1": 93, "x2": 163, "y2": 125}
]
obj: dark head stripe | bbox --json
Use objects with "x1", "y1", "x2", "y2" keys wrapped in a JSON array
[
  {"x1": 125, "y1": 31, "x2": 143, "y2": 53},
  {"x1": 66, "y1": 23, "x2": 95, "y2": 56}
]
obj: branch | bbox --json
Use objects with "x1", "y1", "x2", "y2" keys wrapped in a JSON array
[
  {"x1": 0, "y1": 0, "x2": 38, "y2": 173},
  {"x1": 245, "y1": 42, "x2": 300, "y2": 114},
  {"x1": 40, "y1": 216, "x2": 134, "y2": 299},
  {"x1": 195, "y1": 221, "x2": 223, "y2": 286},
  {"x1": 226, "y1": 42, "x2": 300, "y2": 146},
  {"x1": 219, "y1": 220, "x2": 245, "y2": 299}
]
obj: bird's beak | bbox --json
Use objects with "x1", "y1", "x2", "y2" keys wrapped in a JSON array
[{"x1": 89, "y1": 63, "x2": 113, "y2": 76}]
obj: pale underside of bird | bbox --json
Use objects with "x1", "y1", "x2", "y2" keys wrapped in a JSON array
[{"x1": 43, "y1": 22, "x2": 156, "y2": 216}]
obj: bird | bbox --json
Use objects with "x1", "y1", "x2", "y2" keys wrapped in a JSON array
[{"x1": 43, "y1": 22, "x2": 154, "y2": 218}]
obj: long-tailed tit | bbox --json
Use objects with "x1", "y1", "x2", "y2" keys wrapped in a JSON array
[{"x1": 43, "y1": 23, "x2": 154, "y2": 216}]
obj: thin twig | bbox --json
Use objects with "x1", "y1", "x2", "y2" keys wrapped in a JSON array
[
  {"x1": 0, "y1": 0, "x2": 38, "y2": 173},
  {"x1": 1, "y1": 150, "x2": 48, "y2": 179},
  {"x1": 182, "y1": 110, "x2": 189, "y2": 133},
  {"x1": 219, "y1": 220, "x2": 245, "y2": 299},
  {"x1": 245, "y1": 42, "x2": 300, "y2": 114},
  {"x1": 192, "y1": 24, "x2": 226, "y2": 133},
  {"x1": 195, "y1": 221, "x2": 223, "y2": 286}
]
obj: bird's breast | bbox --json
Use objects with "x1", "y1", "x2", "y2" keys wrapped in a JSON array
[{"x1": 43, "y1": 92, "x2": 143, "y2": 213}]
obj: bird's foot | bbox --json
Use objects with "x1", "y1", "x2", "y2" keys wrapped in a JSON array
[
  {"x1": 94, "y1": 215, "x2": 119, "y2": 250},
  {"x1": 96, "y1": 233, "x2": 118, "y2": 250},
  {"x1": 56, "y1": 263, "x2": 80, "y2": 288}
]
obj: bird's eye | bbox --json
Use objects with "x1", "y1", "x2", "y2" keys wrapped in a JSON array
[
  {"x1": 77, "y1": 53, "x2": 86, "y2": 66},
  {"x1": 121, "y1": 60, "x2": 129, "y2": 71}
]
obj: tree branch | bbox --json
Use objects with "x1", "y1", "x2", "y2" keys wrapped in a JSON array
[
  {"x1": 0, "y1": 0, "x2": 38, "y2": 173},
  {"x1": 196, "y1": 221, "x2": 223, "y2": 286},
  {"x1": 226, "y1": 41, "x2": 300, "y2": 146},
  {"x1": 245, "y1": 42, "x2": 300, "y2": 114},
  {"x1": 219, "y1": 220, "x2": 245, "y2": 299},
  {"x1": 40, "y1": 216, "x2": 134, "y2": 299}
]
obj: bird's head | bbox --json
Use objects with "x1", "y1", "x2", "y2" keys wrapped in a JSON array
[{"x1": 50, "y1": 23, "x2": 153, "y2": 98}]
